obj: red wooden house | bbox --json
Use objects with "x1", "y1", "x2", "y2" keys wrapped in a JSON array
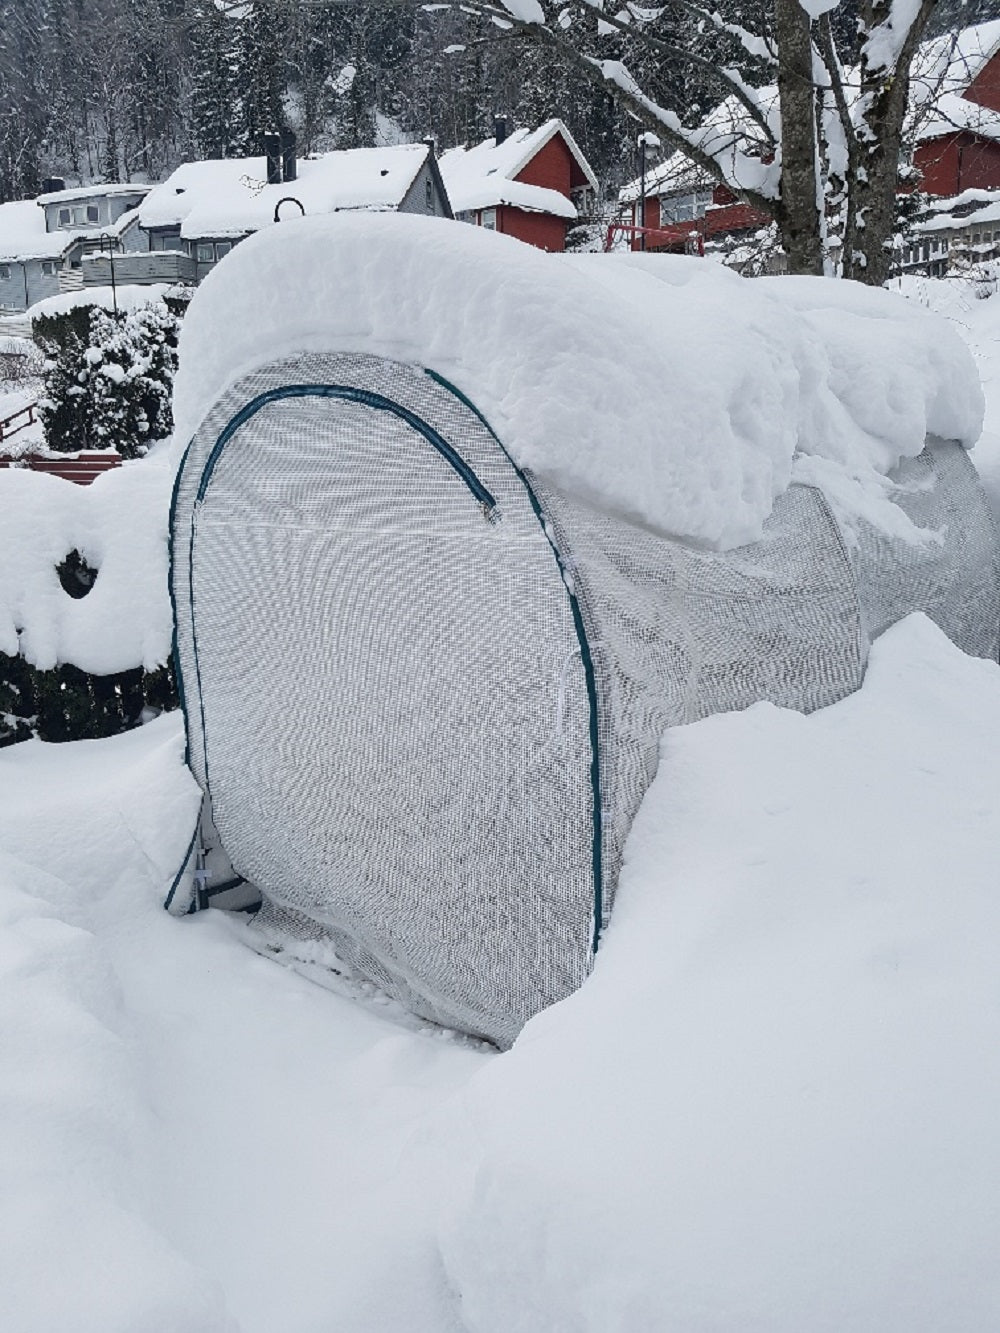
[{"x1": 440, "y1": 118, "x2": 598, "y2": 253}]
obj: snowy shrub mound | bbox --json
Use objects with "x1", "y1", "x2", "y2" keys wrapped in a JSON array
[
  {"x1": 0, "y1": 457, "x2": 173, "y2": 675},
  {"x1": 174, "y1": 213, "x2": 983, "y2": 549}
]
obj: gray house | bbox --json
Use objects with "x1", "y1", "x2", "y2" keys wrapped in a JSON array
[
  {"x1": 138, "y1": 141, "x2": 452, "y2": 285},
  {"x1": 0, "y1": 182, "x2": 150, "y2": 313}
]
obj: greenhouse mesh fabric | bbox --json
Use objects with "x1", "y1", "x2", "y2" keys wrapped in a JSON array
[{"x1": 171, "y1": 352, "x2": 1000, "y2": 1047}]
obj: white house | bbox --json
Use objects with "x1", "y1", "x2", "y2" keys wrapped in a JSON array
[{"x1": 136, "y1": 142, "x2": 453, "y2": 284}]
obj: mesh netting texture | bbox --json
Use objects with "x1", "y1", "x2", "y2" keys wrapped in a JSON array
[{"x1": 170, "y1": 352, "x2": 1000, "y2": 1047}]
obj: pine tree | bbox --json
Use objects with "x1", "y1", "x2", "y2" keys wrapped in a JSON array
[
  {"x1": 36, "y1": 303, "x2": 179, "y2": 456},
  {"x1": 191, "y1": 0, "x2": 243, "y2": 158}
]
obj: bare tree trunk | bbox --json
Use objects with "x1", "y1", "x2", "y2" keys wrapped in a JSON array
[
  {"x1": 847, "y1": 0, "x2": 938, "y2": 284},
  {"x1": 775, "y1": 0, "x2": 823, "y2": 275}
]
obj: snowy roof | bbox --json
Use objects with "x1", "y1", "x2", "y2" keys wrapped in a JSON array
[
  {"x1": 0, "y1": 201, "x2": 76, "y2": 262},
  {"x1": 173, "y1": 213, "x2": 982, "y2": 552},
  {"x1": 139, "y1": 145, "x2": 435, "y2": 239},
  {"x1": 35, "y1": 182, "x2": 150, "y2": 207},
  {"x1": 916, "y1": 89, "x2": 1000, "y2": 143},
  {"x1": 914, "y1": 188, "x2": 1000, "y2": 232},
  {"x1": 910, "y1": 18, "x2": 1000, "y2": 102},
  {"x1": 440, "y1": 120, "x2": 597, "y2": 217}
]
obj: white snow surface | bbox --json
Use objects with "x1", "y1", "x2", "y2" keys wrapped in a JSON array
[
  {"x1": 26, "y1": 283, "x2": 171, "y2": 323},
  {"x1": 0, "y1": 199, "x2": 74, "y2": 262},
  {"x1": 174, "y1": 215, "x2": 983, "y2": 549},
  {"x1": 419, "y1": 614, "x2": 1000, "y2": 1332},
  {"x1": 2, "y1": 614, "x2": 1000, "y2": 1329},
  {"x1": 0, "y1": 447, "x2": 173, "y2": 673}
]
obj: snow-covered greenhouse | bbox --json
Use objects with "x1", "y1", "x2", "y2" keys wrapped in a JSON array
[{"x1": 168, "y1": 215, "x2": 999, "y2": 1047}]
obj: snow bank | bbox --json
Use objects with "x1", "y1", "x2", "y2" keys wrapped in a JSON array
[
  {"x1": 2, "y1": 616, "x2": 1000, "y2": 1329},
  {"x1": 26, "y1": 284, "x2": 171, "y2": 323},
  {"x1": 174, "y1": 215, "x2": 982, "y2": 549},
  {"x1": 416, "y1": 614, "x2": 1000, "y2": 1332},
  {"x1": 0, "y1": 450, "x2": 173, "y2": 673},
  {"x1": 0, "y1": 722, "x2": 229, "y2": 1332}
]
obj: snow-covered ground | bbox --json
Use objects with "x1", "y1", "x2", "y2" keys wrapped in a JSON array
[
  {"x1": 3, "y1": 258, "x2": 1000, "y2": 1329},
  {"x1": 2, "y1": 614, "x2": 999, "y2": 1331}
]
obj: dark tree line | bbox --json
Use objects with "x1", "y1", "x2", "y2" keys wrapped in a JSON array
[{"x1": 0, "y1": 0, "x2": 726, "y2": 205}]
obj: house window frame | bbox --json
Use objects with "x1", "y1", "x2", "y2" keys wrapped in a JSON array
[
  {"x1": 0, "y1": 263, "x2": 9, "y2": 281},
  {"x1": 86, "y1": 204, "x2": 100, "y2": 224},
  {"x1": 40, "y1": 259, "x2": 58, "y2": 276},
  {"x1": 58, "y1": 207, "x2": 71, "y2": 226},
  {"x1": 481, "y1": 208, "x2": 497, "y2": 230}
]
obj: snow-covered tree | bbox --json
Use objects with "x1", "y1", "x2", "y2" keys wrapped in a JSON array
[
  {"x1": 35, "y1": 303, "x2": 179, "y2": 456},
  {"x1": 411, "y1": 0, "x2": 944, "y2": 283}
]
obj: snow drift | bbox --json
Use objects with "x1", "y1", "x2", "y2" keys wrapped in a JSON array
[
  {"x1": 2, "y1": 616, "x2": 1000, "y2": 1330},
  {"x1": 174, "y1": 213, "x2": 984, "y2": 549}
]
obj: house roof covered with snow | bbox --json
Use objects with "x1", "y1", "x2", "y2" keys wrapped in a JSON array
[
  {"x1": 0, "y1": 200, "x2": 76, "y2": 262},
  {"x1": 139, "y1": 144, "x2": 438, "y2": 240},
  {"x1": 35, "y1": 182, "x2": 150, "y2": 207},
  {"x1": 440, "y1": 119, "x2": 597, "y2": 218}
]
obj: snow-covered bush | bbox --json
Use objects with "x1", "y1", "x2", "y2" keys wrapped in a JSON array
[{"x1": 35, "y1": 303, "x2": 180, "y2": 456}]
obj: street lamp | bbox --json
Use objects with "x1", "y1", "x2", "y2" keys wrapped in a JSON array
[
  {"x1": 99, "y1": 233, "x2": 118, "y2": 315},
  {"x1": 637, "y1": 132, "x2": 660, "y2": 253}
]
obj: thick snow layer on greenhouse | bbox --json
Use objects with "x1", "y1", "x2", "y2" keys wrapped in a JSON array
[{"x1": 174, "y1": 213, "x2": 983, "y2": 550}]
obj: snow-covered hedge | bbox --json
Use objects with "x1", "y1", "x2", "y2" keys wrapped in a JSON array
[{"x1": 0, "y1": 452, "x2": 174, "y2": 676}]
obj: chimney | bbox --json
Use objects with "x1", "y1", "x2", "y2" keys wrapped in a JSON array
[
  {"x1": 263, "y1": 132, "x2": 282, "y2": 186},
  {"x1": 281, "y1": 130, "x2": 297, "y2": 183},
  {"x1": 41, "y1": 176, "x2": 66, "y2": 194},
  {"x1": 494, "y1": 116, "x2": 508, "y2": 146}
]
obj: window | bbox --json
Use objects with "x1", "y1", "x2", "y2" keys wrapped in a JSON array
[
  {"x1": 481, "y1": 208, "x2": 497, "y2": 230},
  {"x1": 215, "y1": 240, "x2": 232, "y2": 258},
  {"x1": 197, "y1": 243, "x2": 215, "y2": 263},
  {"x1": 86, "y1": 204, "x2": 99, "y2": 224},
  {"x1": 425, "y1": 177, "x2": 434, "y2": 211},
  {"x1": 41, "y1": 260, "x2": 57, "y2": 276},
  {"x1": 0, "y1": 264, "x2": 9, "y2": 281},
  {"x1": 58, "y1": 208, "x2": 71, "y2": 225}
]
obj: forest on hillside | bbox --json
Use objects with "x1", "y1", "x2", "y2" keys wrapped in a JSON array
[{"x1": 1, "y1": 0, "x2": 999, "y2": 206}]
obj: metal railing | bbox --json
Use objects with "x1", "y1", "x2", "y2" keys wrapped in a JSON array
[
  {"x1": 604, "y1": 220, "x2": 705, "y2": 254},
  {"x1": 0, "y1": 400, "x2": 37, "y2": 443}
]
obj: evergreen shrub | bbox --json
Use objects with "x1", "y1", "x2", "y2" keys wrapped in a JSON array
[{"x1": 35, "y1": 302, "x2": 180, "y2": 456}]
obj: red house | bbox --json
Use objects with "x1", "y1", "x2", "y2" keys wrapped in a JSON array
[
  {"x1": 911, "y1": 22, "x2": 1000, "y2": 196},
  {"x1": 440, "y1": 118, "x2": 598, "y2": 253}
]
